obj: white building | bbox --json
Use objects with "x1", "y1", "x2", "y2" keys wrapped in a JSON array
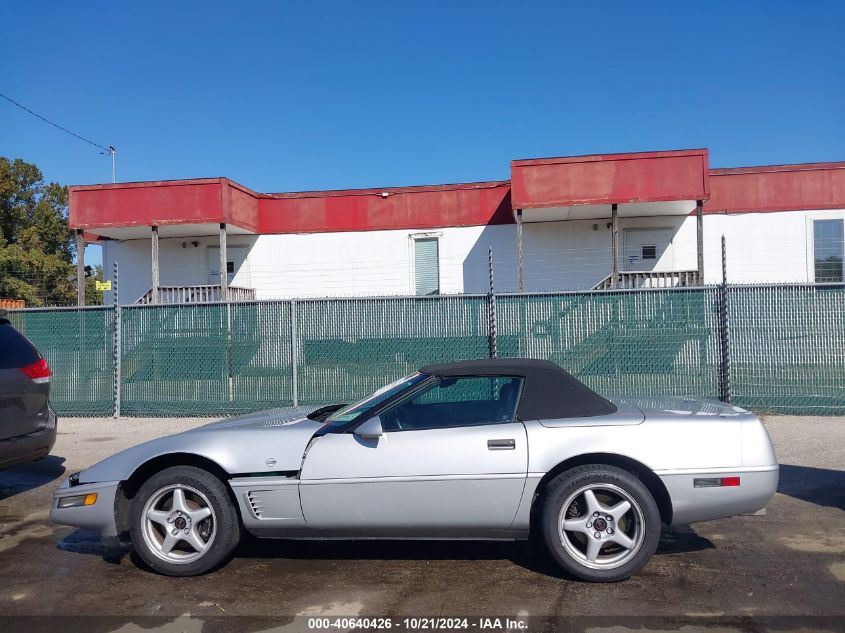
[{"x1": 69, "y1": 149, "x2": 845, "y2": 304}]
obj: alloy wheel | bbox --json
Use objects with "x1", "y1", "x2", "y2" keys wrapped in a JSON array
[
  {"x1": 140, "y1": 483, "x2": 217, "y2": 564},
  {"x1": 557, "y1": 482, "x2": 645, "y2": 570}
]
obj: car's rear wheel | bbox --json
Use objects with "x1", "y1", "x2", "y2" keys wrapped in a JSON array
[
  {"x1": 129, "y1": 466, "x2": 240, "y2": 576},
  {"x1": 541, "y1": 464, "x2": 660, "y2": 582}
]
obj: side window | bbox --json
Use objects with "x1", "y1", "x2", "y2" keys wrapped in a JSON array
[
  {"x1": 813, "y1": 219, "x2": 844, "y2": 282},
  {"x1": 0, "y1": 323, "x2": 40, "y2": 370},
  {"x1": 380, "y1": 376, "x2": 522, "y2": 432}
]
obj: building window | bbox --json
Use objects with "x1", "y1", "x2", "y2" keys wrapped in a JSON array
[
  {"x1": 641, "y1": 244, "x2": 657, "y2": 260},
  {"x1": 414, "y1": 237, "x2": 440, "y2": 296},
  {"x1": 814, "y1": 219, "x2": 844, "y2": 282}
]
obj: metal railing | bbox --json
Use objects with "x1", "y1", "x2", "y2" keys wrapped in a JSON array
[
  {"x1": 135, "y1": 285, "x2": 256, "y2": 305},
  {"x1": 593, "y1": 270, "x2": 701, "y2": 290}
]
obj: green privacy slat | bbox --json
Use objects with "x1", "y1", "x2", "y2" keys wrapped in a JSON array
[
  {"x1": 727, "y1": 285, "x2": 845, "y2": 414},
  {"x1": 497, "y1": 288, "x2": 721, "y2": 401},
  {"x1": 7, "y1": 308, "x2": 115, "y2": 415},
  {"x1": 295, "y1": 295, "x2": 489, "y2": 405},
  {"x1": 10, "y1": 284, "x2": 843, "y2": 417}
]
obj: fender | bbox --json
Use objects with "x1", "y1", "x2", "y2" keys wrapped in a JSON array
[{"x1": 77, "y1": 416, "x2": 324, "y2": 484}]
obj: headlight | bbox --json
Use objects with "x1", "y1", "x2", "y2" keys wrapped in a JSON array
[{"x1": 56, "y1": 493, "x2": 98, "y2": 508}]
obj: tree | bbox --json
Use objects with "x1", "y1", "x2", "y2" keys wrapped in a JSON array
[{"x1": 0, "y1": 157, "x2": 79, "y2": 306}]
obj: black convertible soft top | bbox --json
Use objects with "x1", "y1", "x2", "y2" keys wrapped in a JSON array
[{"x1": 419, "y1": 358, "x2": 617, "y2": 420}]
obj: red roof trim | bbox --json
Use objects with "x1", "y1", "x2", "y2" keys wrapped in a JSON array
[
  {"x1": 710, "y1": 161, "x2": 845, "y2": 175},
  {"x1": 511, "y1": 149, "x2": 710, "y2": 209},
  {"x1": 266, "y1": 180, "x2": 510, "y2": 199},
  {"x1": 511, "y1": 148, "x2": 709, "y2": 167},
  {"x1": 68, "y1": 151, "x2": 845, "y2": 235},
  {"x1": 68, "y1": 177, "x2": 230, "y2": 192},
  {"x1": 705, "y1": 160, "x2": 845, "y2": 215}
]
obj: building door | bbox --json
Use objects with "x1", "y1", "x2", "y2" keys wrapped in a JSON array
[
  {"x1": 207, "y1": 246, "x2": 250, "y2": 286},
  {"x1": 623, "y1": 228, "x2": 673, "y2": 271}
]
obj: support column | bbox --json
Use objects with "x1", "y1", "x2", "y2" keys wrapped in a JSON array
[
  {"x1": 219, "y1": 223, "x2": 228, "y2": 302},
  {"x1": 516, "y1": 209, "x2": 524, "y2": 292},
  {"x1": 611, "y1": 203, "x2": 619, "y2": 289},
  {"x1": 75, "y1": 229, "x2": 85, "y2": 306},
  {"x1": 696, "y1": 200, "x2": 704, "y2": 284},
  {"x1": 151, "y1": 225, "x2": 159, "y2": 304}
]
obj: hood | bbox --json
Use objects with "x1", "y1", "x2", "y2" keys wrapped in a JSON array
[
  {"x1": 191, "y1": 406, "x2": 323, "y2": 431},
  {"x1": 77, "y1": 407, "x2": 326, "y2": 484}
]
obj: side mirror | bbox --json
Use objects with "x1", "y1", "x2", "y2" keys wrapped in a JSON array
[{"x1": 354, "y1": 415, "x2": 383, "y2": 440}]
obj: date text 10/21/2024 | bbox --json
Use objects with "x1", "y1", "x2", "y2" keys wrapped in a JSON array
[{"x1": 306, "y1": 617, "x2": 529, "y2": 631}]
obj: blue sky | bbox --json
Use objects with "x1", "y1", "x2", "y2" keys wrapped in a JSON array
[{"x1": 1, "y1": 1, "x2": 843, "y2": 193}]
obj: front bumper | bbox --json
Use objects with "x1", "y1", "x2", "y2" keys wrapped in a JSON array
[{"x1": 50, "y1": 477, "x2": 120, "y2": 537}]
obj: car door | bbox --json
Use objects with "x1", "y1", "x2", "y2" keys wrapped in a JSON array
[{"x1": 299, "y1": 376, "x2": 528, "y2": 535}]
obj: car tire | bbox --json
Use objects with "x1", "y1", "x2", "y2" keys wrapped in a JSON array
[
  {"x1": 129, "y1": 465, "x2": 240, "y2": 576},
  {"x1": 541, "y1": 464, "x2": 661, "y2": 582}
]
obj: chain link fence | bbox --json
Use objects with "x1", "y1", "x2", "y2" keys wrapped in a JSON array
[
  {"x1": 728, "y1": 283, "x2": 845, "y2": 414},
  {"x1": 7, "y1": 306, "x2": 115, "y2": 415},
  {"x1": 6, "y1": 282, "x2": 844, "y2": 417}
]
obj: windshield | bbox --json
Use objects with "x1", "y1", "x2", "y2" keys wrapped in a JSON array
[{"x1": 324, "y1": 373, "x2": 428, "y2": 427}]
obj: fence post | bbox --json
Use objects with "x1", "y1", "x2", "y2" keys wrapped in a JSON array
[
  {"x1": 112, "y1": 262, "x2": 121, "y2": 418},
  {"x1": 717, "y1": 235, "x2": 732, "y2": 403},
  {"x1": 487, "y1": 247, "x2": 498, "y2": 358},
  {"x1": 290, "y1": 300, "x2": 299, "y2": 406},
  {"x1": 226, "y1": 301, "x2": 234, "y2": 404}
]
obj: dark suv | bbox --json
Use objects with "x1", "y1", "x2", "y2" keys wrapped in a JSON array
[{"x1": 0, "y1": 309, "x2": 57, "y2": 469}]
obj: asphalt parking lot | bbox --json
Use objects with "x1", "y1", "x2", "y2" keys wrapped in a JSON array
[{"x1": 0, "y1": 415, "x2": 843, "y2": 631}]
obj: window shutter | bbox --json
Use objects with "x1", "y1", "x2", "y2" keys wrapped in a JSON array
[{"x1": 414, "y1": 238, "x2": 440, "y2": 296}]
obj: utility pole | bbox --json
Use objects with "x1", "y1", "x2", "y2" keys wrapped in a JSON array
[{"x1": 101, "y1": 145, "x2": 116, "y2": 183}]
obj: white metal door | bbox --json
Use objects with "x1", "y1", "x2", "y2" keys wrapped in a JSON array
[
  {"x1": 623, "y1": 228, "x2": 673, "y2": 271},
  {"x1": 207, "y1": 246, "x2": 249, "y2": 286}
]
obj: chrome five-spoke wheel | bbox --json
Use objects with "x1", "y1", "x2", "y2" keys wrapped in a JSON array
[
  {"x1": 141, "y1": 484, "x2": 217, "y2": 564},
  {"x1": 130, "y1": 466, "x2": 241, "y2": 576},
  {"x1": 542, "y1": 465, "x2": 661, "y2": 582},
  {"x1": 558, "y1": 483, "x2": 644, "y2": 569}
]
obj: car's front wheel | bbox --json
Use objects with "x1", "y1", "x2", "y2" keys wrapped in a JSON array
[
  {"x1": 541, "y1": 464, "x2": 661, "y2": 582},
  {"x1": 129, "y1": 465, "x2": 240, "y2": 576}
]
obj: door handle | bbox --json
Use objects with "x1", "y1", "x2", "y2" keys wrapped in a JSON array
[{"x1": 488, "y1": 439, "x2": 516, "y2": 450}]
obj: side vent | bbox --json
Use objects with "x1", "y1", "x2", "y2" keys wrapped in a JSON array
[
  {"x1": 242, "y1": 487, "x2": 302, "y2": 521},
  {"x1": 247, "y1": 491, "x2": 265, "y2": 518}
]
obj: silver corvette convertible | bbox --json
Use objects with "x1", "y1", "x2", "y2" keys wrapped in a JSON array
[{"x1": 51, "y1": 359, "x2": 778, "y2": 582}]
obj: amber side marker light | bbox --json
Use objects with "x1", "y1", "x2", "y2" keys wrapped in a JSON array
[
  {"x1": 694, "y1": 477, "x2": 741, "y2": 488},
  {"x1": 57, "y1": 493, "x2": 98, "y2": 508}
]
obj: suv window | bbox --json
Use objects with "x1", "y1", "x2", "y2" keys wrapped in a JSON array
[
  {"x1": 380, "y1": 376, "x2": 522, "y2": 432},
  {"x1": 0, "y1": 321, "x2": 40, "y2": 370}
]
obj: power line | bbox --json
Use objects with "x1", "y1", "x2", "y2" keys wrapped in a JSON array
[{"x1": 0, "y1": 90, "x2": 112, "y2": 153}]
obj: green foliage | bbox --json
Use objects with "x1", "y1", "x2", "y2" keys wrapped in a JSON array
[{"x1": 0, "y1": 157, "x2": 77, "y2": 306}]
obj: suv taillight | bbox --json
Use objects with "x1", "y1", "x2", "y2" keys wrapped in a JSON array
[{"x1": 21, "y1": 358, "x2": 51, "y2": 384}]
